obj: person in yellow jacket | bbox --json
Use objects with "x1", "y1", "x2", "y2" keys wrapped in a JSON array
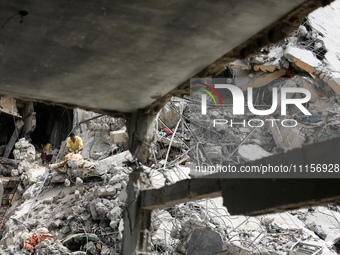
[{"x1": 66, "y1": 132, "x2": 83, "y2": 154}]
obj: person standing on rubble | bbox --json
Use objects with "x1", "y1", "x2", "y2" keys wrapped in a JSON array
[
  {"x1": 66, "y1": 132, "x2": 83, "y2": 154},
  {"x1": 41, "y1": 143, "x2": 53, "y2": 164}
]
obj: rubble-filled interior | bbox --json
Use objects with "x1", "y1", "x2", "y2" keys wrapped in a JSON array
[
  {"x1": 0, "y1": 99, "x2": 73, "y2": 160},
  {"x1": 1, "y1": 1, "x2": 340, "y2": 255},
  {"x1": 29, "y1": 104, "x2": 73, "y2": 149}
]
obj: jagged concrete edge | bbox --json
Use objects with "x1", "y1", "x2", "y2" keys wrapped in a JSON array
[{"x1": 0, "y1": 93, "x2": 130, "y2": 119}]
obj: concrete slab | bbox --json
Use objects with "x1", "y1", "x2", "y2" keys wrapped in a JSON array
[
  {"x1": 0, "y1": 0, "x2": 322, "y2": 114},
  {"x1": 284, "y1": 46, "x2": 322, "y2": 74},
  {"x1": 305, "y1": 207, "x2": 340, "y2": 244}
]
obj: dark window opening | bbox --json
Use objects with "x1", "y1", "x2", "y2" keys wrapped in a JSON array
[{"x1": 29, "y1": 103, "x2": 73, "y2": 150}]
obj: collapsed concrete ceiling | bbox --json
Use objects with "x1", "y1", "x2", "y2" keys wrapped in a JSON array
[{"x1": 0, "y1": 0, "x2": 331, "y2": 115}]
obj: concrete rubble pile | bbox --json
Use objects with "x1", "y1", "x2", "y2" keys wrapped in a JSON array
[
  {"x1": 12, "y1": 138, "x2": 47, "y2": 187},
  {"x1": 188, "y1": 3, "x2": 340, "y2": 166},
  {"x1": 149, "y1": 199, "x2": 340, "y2": 255},
  {"x1": 0, "y1": 107, "x2": 339, "y2": 255},
  {"x1": 2, "y1": 139, "x2": 340, "y2": 255},
  {"x1": 0, "y1": 104, "x2": 192, "y2": 254},
  {"x1": 0, "y1": 144, "x2": 134, "y2": 254},
  {"x1": 1, "y1": 3, "x2": 340, "y2": 255},
  {"x1": 0, "y1": 107, "x2": 132, "y2": 254}
]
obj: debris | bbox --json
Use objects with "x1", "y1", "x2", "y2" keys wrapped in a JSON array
[
  {"x1": 238, "y1": 144, "x2": 272, "y2": 161},
  {"x1": 284, "y1": 46, "x2": 321, "y2": 74},
  {"x1": 20, "y1": 228, "x2": 55, "y2": 253},
  {"x1": 2, "y1": 5, "x2": 340, "y2": 254},
  {"x1": 61, "y1": 233, "x2": 99, "y2": 251},
  {"x1": 320, "y1": 74, "x2": 340, "y2": 95},
  {"x1": 290, "y1": 241, "x2": 323, "y2": 255},
  {"x1": 295, "y1": 112, "x2": 323, "y2": 127},
  {"x1": 109, "y1": 130, "x2": 129, "y2": 150},
  {"x1": 185, "y1": 227, "x2": 223, "y2": 255}
]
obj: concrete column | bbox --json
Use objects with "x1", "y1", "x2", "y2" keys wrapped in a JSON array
[
  {"x1": 122, "y1": 170, "x2": 152, "y2": 255},
  {"x1": 128, "y1": 110, "x2": 156, "y2": 165}
]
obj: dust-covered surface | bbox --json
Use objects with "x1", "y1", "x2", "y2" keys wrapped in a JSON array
[{"x1": 1, "y1": 2, "x2": 340, "y2": 254}]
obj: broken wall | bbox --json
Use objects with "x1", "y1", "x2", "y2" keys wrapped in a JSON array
[{"x1": 66, "y1": 109, "x2": 127, "y2": 161}]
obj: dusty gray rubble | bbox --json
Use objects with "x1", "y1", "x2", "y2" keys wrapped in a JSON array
[
  {"x1": 1, "y1": 107, "x2": 340, "y2": 255},
  {"x1": 187, "y1": 3, "x2": 340, "y2": 169},
  {"x1": 148, "y1": 197, "x2": 340, "y2": 255},
  {"x1": 0, "y1": 151, "x2": 133, "y2": 254}
]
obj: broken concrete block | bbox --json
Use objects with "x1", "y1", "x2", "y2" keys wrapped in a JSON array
[
  {"x1": 75, "y1": 190, "x2": 80, "y2": 199},
  {"x1": 150, "y1": 169, "x2": 166, "y2": 188},
  {"x1": 78, "y1": 186, "x2": 85, "y2": 195},
  {"x1": 49, "y1": 219, "x2": 63, "y2": 229},
  {"x1": 97, "y1": 150, "x2": 133, "y2": 168},
  {"x1": 96, "y1": 185, "x2": 116, "y2": 197},
  {"x1": 305, "y1": 207, "x2": 340, "y2": 244},
  {"x1": 284, "y1": 46, "x2": 321, "y2": 74},
  {"x1": 109, "y1": 219, "x2": 120, "y2": 229},
  {"x1": 306, "y1": 222, "x2": 327, "y2": 240},
  {"x1": 0, "y1": 96, "x2": 20, "y2": 116},
  {"x1": 206, "y1": 145, "x2": 221, "y2": 161},
  {"x1": 110, "y1": 130, "x2": 129, "y2": 150},
  {"x1": 42, "y1": 197, "x2": 53, "y2": 204},
  {"x1": 180, "y1": 219, "x2": 204, "y2": 238},
  {"x1": 112, "y1": 182, "x2": 122, "y2": 191},
  {"x1": 76, "y1": 177, "x2": 83, "y2": 187},
  {"x1": 107, "y1": 207, "x2": 123, "y2": 222},
  {"x1": 11, "y1": 169, "x2": 19, "y2": 176},
  {"x1": 238, "y1": 144, "x2": 272, "y2": 162},
  {"x1": 171, "y1": 225, "x2": 181, "y2": 239},
  {"x1": 108, "y1": 173, "x2": 128, "y2": 185},
  {"x1": 90, "y1": 152, "x2": 102, "y2": 160},
  {"x1": 12, "y1": 149, "x2": 20, "y2": 160},
  {"x1": 14, "y1": 137, "x2": 30, "y2": 149},
  {"x1": 157, "y1": 102, "x2": 184, "y2": 130},
  {"x1": 179, "y1": 227, "x2": 223, "y2": 255},
  {"x1": 101, "y1": 244, "x2": 112, "y2": 255},
  {"x1": 51, "y1": 173, "x2": 67, "y2": 183},
  {"x1": 118, "y1": 187, "x2": 128, "y2": 203},
  {"x1": 64, "y1": 179, "x2": 71, "y2": 187},
  {"x1": 89, "y1": 199, "x2": 110, "y2": 220},
  {"x1": 28, "y1": 177, "x2": 37, "y2": 186}
]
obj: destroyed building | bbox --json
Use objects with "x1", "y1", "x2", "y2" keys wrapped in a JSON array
[{"x1": 1, "y1": 0, "x2": 340, "y2": 255}]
